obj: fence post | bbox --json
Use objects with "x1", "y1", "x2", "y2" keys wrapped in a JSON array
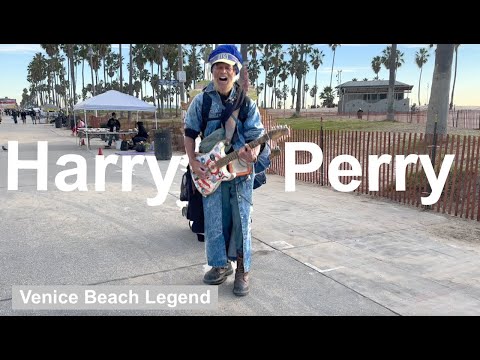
[
  {"x1": 424, "y1": 117, "x2": 438, "y2": 210},
  {"x1": 320, "y1": 117, "x2": 324, "y2": 186}
]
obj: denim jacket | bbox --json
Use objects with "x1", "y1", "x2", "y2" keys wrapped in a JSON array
[{"x1": 184, "y1": 82, "x2": 264, "y2": 271}]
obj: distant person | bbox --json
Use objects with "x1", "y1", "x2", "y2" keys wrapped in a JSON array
[
  {"x1": 105, "y1": 112, "x2": 121, "y2": 149},
  {"x1": 72, "y1": 118, "x2": 85, "y2": 135},
  {"x1": 357, "y1": 108, "x2": 364, "y2": 119},
  {"x1": 132, "y1": 121, "x2": 149, "y2": 145}
]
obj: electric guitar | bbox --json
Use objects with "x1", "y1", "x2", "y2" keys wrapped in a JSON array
[{"x1": 191, "y1": 126, "x2": 289, "y2": 197}]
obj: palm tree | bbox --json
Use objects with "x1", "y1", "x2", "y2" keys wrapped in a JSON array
[
  {"x1": 119, "y1": 44, "x2": 123, "y2": 93},
  {"x1": 310, "y1": 48, "x2": 324, "y2": 108},
  {"x1": 240, "y1": 44, "x2": 248, "y2": 92},
  {"x1": 371, "y1": 56, "x2": 382, "y2": 80},
  {"x1": 319, "y1": 86, "x2": 335, "y2": 108},
  {"x1": 415, "y1": 47, "x2": 430, "y2": 107},
  {"x1": 381, "y1": 46, "x2": 405, "y2": 76},
  {"x1": 287, "y1": 45, "x2": 299, "y2": 108},
  {"x1": 386, "y1": 44, "x2": 397, "y2": 121},
  {"x1": 200, "y1": 45, "x2": 213, "y2": 80},
  {"x1": 449, "y1": 44, "x2": 460, "y2": 110},
  {"x1": 129, "y1": 44, "x2": 133, "y2": 95},
  {"x1": 295, "y1": 44, "x2": 306, "y2": 116},
  {"x1": 40, "y1": 44, "x2": 59, "y2": 103},
  {"x1": 128, "y1": 44, "x2": 133, "y2": 124},
  {"x1": 247, "y1": 58, "x2": 261, "y2": 106},
  {"x1": 328, "y1": 44, "x2": 340, "y2": 88},
  {"x1": 426, "y1": 44, "x2": 455, "y2": 135}
]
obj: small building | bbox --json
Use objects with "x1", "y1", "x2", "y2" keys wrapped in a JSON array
[
  {"x1": 0, "y1": 97, "x2": 17, "y2": 109},
  {"x1": 336, "y1": 80, "x2": 413, "y2": 114}
]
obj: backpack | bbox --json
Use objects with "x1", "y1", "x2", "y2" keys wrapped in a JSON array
[
  {"x1": 120, "y1": 140, "x2": 129, "y2": 151},
  {"x1": 201, "y1": 89, "x2": 271, "y2": 190},
  {"x1": 180, "y1": 166, "x2": 205, "y2": 242},
  {"x1": 135, "y1": 143, "x2": 146, "y2": 152}
]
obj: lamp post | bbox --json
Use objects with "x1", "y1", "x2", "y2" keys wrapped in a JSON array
[{"x1": 88, "y1": 46, "x2": 95, "y2": 96}]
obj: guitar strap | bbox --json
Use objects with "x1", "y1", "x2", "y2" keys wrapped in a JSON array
[{"x1": 223, "y1": 108, "x2": 239, "y2": 146}]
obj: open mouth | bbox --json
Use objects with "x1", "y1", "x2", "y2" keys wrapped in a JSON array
[{"x1": 218, "y1": 76, "x2": 228, "y2": 82}]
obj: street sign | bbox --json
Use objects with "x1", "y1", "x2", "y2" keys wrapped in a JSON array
[{"x1": 177, "y1": 71, "x2": 186, "y2": 82}]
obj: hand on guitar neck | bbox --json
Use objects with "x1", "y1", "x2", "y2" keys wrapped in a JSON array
[
  {"x1": 238, "y1": 144, "x2": 259, "y2": 164},
  {"x1": 190, "y1": 126, "x2": 290, "y2": 197}
]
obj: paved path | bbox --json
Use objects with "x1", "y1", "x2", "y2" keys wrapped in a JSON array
[{"x1": 1, "y1": 120, "x2": 479, "y2": 315}]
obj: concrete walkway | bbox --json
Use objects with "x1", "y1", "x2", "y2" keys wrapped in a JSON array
[{"x1": 1, "y1": 119, "x2": 479, "y2": 315}]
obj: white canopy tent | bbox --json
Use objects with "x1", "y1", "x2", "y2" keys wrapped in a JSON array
[{"x1": 73, "y1": 90, "x2": 157, "y2": 147}]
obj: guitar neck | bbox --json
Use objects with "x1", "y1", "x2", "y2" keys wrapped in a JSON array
[{"x1": 216, "y1": 134, "x2": 268, "y2": 168}]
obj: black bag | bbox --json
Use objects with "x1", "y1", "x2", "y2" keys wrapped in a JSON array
[
  {"x1": 180, "y1": 167, "x2": 205, "y2": 237},
  {"x1": 180, "y1": 170, "x2": 191, "y2": 201},
  {"x1": 135, "y1": 143, "x2": 146, "y2": 152},
  {"x1": 120, "y1": 140, "x2": 129, "y2": 151}
]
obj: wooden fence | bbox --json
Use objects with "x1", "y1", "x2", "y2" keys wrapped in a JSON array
[{"x1": 261, "y1": 110, "x2": 480, "y2": 222}]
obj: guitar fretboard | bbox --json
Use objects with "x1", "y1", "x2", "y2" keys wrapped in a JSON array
[{"x1": 215, "y1": 133, "x2": 269, "y2": 168}]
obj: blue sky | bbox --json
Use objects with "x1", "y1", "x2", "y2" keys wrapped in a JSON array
[{"x1": 1, "y1": 44, "x2": 479, "y2": 108}]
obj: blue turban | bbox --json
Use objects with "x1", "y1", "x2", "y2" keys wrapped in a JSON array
[{"x1": 208, "y1": 44, "x2": 243, "y2": 74}]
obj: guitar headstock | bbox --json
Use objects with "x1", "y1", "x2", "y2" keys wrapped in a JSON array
[
  {"x1": 267, "y1": 125, "x2": 290, "y2": 141},
  {"x1": 269, "y1": 146, "x2": 282, "y2": 160}
]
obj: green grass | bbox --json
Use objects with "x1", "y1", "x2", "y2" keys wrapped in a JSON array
[{"x1": 276, "y1": 118, "x2": 409, "y2": 131}]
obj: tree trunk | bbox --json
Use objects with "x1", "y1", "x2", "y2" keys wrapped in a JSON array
[
  {"x1": 119, "y1": 44, "x2": 123, "y2": 92},
  {"x1": 449, "y1": 45, "x2": 459, "y2": 110},
  {"x1": 386, "y1": 44, "x2": 397, "y2": 121},
  {"x1": 69, "y1": 45, "x2": 76, "y2": 107},
  {"x1": 426, "y1": 44, "x2": 454, "y2": 135},
  {"x1": 240, "y1": 44, "x2": 249, "y2": 92},
  {"x1": 329, "y1": 49, "x2": 335, "y2": 88},
  {"x1": 128, "y1": 44, "x2": 133, "y2": 125},
  {"x1": 418, "y1": 67, "x2": 423, "y2": 107},
  {"x1": 295, "y1": 45, "x2": 304, "y2": 116}
]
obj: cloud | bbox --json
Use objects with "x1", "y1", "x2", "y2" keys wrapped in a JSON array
[{"x1": 0, "y1": 44, "x2": 43, "y2": 54}]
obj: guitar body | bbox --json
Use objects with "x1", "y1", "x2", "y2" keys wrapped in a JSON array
[
  {"x1": 191, "y1": 141, "x2": 236, "y2": 197},
  {"x1": 190, "y1": 126, "x2": 290, "y2": 197}
]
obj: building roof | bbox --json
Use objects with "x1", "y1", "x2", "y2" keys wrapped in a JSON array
[{"x1": 337, "y1": 80, "x2": 413, "y2": 90}]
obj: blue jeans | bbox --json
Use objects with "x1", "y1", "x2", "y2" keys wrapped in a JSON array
[
  {"x1": 221, "y1": 180, "x2": 244, "y2": 258},
  {"x1": 107, "y1": 133, "x2": 119, "y2": 146},
  {"x1": 203, "y1": 174, "x2": 254, "y2": 271}
]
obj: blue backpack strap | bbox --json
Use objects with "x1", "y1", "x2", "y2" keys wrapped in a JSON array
[
  {"x1": 237, "y1": 95, "x2": 250, "y2": 122},
  {"x1": 201, "y1": 91, "x2": 212, "y2": 135}
]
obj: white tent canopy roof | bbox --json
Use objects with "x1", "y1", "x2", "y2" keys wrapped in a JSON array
[{"x1": 73, "y1": 90, "x2": 156, "y2": 112}]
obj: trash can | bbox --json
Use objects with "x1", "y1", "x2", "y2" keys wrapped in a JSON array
[
  {"x1": 154, "y1": 129, "x2": 172, "y2": 160},
  {"x1": 55, "y1": 116, "x2": 62, "y2": 128}
]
